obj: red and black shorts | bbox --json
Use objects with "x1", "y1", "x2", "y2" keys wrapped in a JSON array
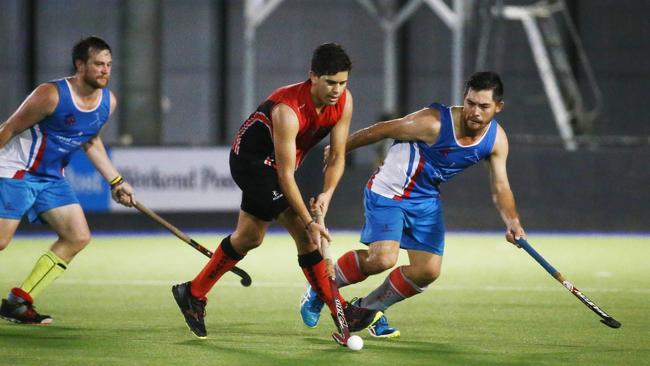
[{"x1": 229, "y1": 151, "x2": 289, "y2": 221}]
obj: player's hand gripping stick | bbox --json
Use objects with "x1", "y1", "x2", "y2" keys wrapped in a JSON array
[{"x1": 311, "y1": 204, "x2": 352, "y2": 346}]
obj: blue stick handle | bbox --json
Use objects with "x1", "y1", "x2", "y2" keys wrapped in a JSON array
[{"x1": 515, "y1": 238, "x2": 558, "y2": 276}]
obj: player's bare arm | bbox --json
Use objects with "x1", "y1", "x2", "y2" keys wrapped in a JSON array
[
  {"x1": 486, "y1": 125, "x2": 525, "y2": 245},
  {"x1": 346, "y1": 107, "x2": 441, "y2": 153},
  {"x1": 84, "y1": 92, "x2": 134, "y2": 207},
  {"x1": 313, "y1": 91, "x2": 353, "y2": 216},
  {"x1": 272, "y1": 104, "x2": 330, "y2": 244},
  {"x1": 0, "y1": 83, "x2": 58, "y2": 149},
  {"x1": 83, "y1": 131, "x2": 135, "y2": 207}
]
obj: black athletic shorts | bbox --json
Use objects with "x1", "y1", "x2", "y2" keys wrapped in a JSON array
[{"x1": 229, "y1": 151, "x2": 289, "y2": 221}]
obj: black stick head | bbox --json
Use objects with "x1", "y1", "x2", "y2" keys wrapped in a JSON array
[
  {"x1": 601, "y1": 317, "x2": 621, "y2": 329},
  {"x1": 240, "y1": 276, "x2": 252, "y2": 287}
]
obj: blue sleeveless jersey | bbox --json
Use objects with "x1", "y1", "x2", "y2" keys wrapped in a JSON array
[
  {"x1": 0, "y1": 78, "x2": 111, "y2": 179},
  {"x1": 367, "y1": 102, "x2": 498, "y2": 201}
]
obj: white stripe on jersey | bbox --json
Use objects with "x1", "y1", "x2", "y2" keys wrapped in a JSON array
[
  {"x1": 370, "y1": 142, "x2": 421, "y2": 199},
  {"x1": 0, "y1": 125, "x2": 43, "y2": 178}
]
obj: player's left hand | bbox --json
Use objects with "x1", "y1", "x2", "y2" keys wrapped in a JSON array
[
  {"x1": 111, "y1": 181, "x2": 136, "y2": 207},
  {"x1": 505, "y1": 219, "x2": 525, "y2": 247}
]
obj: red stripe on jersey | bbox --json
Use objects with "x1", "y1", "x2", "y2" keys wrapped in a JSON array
[
  {"x1": 393, "y1": 155, "x2": 424, "y2": 200},
  {"x1": 12, "y1": 170, "x2": 26, "y2": 179},
  {"x1": 28, "y1": 130, "x2": 47, "y2": 174},
  {"x1": 366, "y1": 167, "x2": 380, "y2": 189}
]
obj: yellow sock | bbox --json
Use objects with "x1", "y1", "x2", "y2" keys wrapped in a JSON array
[{"x1": 20, "y1": 251, "x2": 68, "y2": 299}]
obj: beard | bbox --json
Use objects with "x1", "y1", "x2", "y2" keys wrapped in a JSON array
[{"x1": 84, "y1": 74, "x2": 109, "y2": 89}]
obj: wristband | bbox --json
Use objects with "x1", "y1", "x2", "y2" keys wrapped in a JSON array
[
  {"x1": 304, "y1": 219, "x2": 315, "y2": 230},
  {"x1": 109, "y1": 175, "x2": 124, "y2": 189}
]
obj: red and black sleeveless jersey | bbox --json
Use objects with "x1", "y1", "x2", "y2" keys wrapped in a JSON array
[{"x1": 231, "y1": 80, "x2": 347, "y2": 169}]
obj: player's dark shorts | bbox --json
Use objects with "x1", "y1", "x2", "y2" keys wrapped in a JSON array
[{"x1": 229, "y1": 151, "x2": 289, "y2": 221}]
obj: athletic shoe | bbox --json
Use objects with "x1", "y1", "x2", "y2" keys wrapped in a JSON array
[
  {"x1": 300, "y1": 285, "x2": 324, "y2": 328},
  {"x1": 0, "y1": 298, "x2": 52, "y2": 324},
  {"x1": 337, "y1": 300, "x2": 383, "y2": 332},
  {"x1": 172, "y1": 282, "x2": 207, "y2": 339},
  {"x1": 368, "y1": 314, "x2": 401, "y2": 338}
]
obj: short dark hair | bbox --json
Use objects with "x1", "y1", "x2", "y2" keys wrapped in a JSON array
[
  {"x1": 72, "y1": 36, "x2": 112, "y2": 71},
  {"x1": 310, "y1": 43, "x2": 352, "y2": 76},
  {"x1": 463, "y1": 71, "x2": 504, "y2": 102}
]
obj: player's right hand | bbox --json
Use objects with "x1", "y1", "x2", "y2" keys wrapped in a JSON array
[
  {"x1": 307, "y1": 220, "x2": 331, "y2": 248},
  {"x1": 111, "y1": 181, "x2": 136, "y2": 207}
]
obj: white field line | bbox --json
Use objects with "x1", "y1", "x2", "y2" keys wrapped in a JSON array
[{"x1": 52, "y1": 278, "x2": 650, "y2": 294}]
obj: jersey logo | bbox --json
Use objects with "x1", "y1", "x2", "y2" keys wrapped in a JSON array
[
  {"x1": 64, "y1": 113, "x2": 76, "y2": 126},
  {"x1": 438, "y1": 148, "x2": 451, "y2": 157},
  {"x1": 463, "y1": 150, "x2": 480, "y2": 164},
  {"x1": 90, "y1": 112, "x2": 102, "y2": 127},
  {"x1": 271, "y1": 190, "x2": 284, "y2": 201}
]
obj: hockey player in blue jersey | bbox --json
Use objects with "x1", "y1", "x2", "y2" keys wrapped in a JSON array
[
  {"x1": 301, "y1": 71, "x2": 526, "y2": 338},
  {"x1": 0, "y1": 36, "x2": 134, "y2": 324}
]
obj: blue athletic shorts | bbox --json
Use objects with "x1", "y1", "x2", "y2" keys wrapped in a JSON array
[
  {"x1": 0, "y1": 176, "x2": 79, "y2": 223},
  {"x1": 360, "y1": 187, "x2": 445, "y2": 255}
]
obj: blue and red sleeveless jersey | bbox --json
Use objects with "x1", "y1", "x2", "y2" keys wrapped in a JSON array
[
  {"x1": 0, "y1": 78, "x2": 110, "y2": 179},
  {"x1": 368, "y1": 102, "x2": 498, "y2": 200}
]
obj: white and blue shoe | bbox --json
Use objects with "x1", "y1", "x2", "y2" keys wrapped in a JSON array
[
  {"x1": 300, "y1": 285, "x2": 324, "y2": 328},
  {"x1": 368, "y1": 314, "x2": 401, "y2": 338}
]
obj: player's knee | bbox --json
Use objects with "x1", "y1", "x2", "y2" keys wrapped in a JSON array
[
  {"x1": 418, "y1": 266, "x2": 441, "y2": 285},
  {"x1": 232, "y1": 231, "x2": 264, "y2": 251},
  {"x1": 370, "y1": 253, "x2": 399, "y2": 272},
  {"x1": 0, "y1": 237, "x2": 11, "y2": 251},
  {"x1": 67, "y1": 231, "x2": 92, "y2": 252}
]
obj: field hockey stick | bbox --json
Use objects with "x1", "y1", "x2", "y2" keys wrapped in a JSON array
[
  {"x1": 312, "y1": 204, "x2": 351, "y2": 346},
  {"x1": 515, "y1": 238, "x2": 620, "y2": 328},
  {"x1": 134, "y1": 201, "x2": 252, "y2": 287}
]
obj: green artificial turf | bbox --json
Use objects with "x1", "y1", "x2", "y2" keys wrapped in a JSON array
[{"x1": 0, "y1": 233, "x2": 648, "y2": 365}]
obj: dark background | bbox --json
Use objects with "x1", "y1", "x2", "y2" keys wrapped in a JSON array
[{"x1": 1, "y1": 0, "x2": 648, "y2": 233}]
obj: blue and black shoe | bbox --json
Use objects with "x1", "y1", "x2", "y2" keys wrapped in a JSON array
[
  {"x1": 300, "y1": 285, "x2": 324, "y2": 328},
  {"x1": 368, "y1": 314, "x2": 401, "y2": 338}
]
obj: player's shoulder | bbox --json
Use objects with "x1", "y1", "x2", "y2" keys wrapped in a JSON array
[
  {"x1": 343, "y1": 88, "x2": 353, "y2": 109},
  {"x1": 28, "y1": 82, "x2": 60, "y2": 112},
  {"x1": 109, "y1": 89, "x2": 117, "y2": 113},
  {"x1": 414, "y1": 104, "x2": 442, "y2": 125},
  {"x1": 490, "y1": 122, "x2": 509, "y2": 155},
  {"x1": 35, "y1": 82, "x2": 59, "y2": 96},
  {"x1": 271, "y1": 102, "x2": 300, "y2": 124}
]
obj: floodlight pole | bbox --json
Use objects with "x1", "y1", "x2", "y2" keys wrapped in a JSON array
[
  {"x1": 495, "y1": 4, "x2": 578, "y2": 150},
  {"x1": 243, "y1": 0, "x2": 284, "y2": 119},
  {"x1": 243, "y1": 0, "x2": 467, "y2": 118}
]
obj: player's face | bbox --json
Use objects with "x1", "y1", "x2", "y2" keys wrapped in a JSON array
[
  {"x1": 310, "y1": 71, "x2": 349, "y2": 107},
  {"x1": 462, "y1": 88, "x2": 503, "y2": 132},
  {"x1": 78, "y1": 49, "x2": 112, "y2": 89}
]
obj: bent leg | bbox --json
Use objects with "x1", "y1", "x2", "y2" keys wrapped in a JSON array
[
  {"x1": 15, "y1": 204, "x2": 89, "y2": 300},
  {"x1": 41, "y1": 204, "x2": 91, "y2": 263},
  {"x1": 361, "y1": 250, "x2": 441, "y2": 311},
  {"x1": 0, "y1": 218, "x2": 21, "y2": 251},
  {"x1": 403, "y1": 249, "x2": 442, "y2": 288},
  {"x1": 191, "y1": 209, "x2": 270, "y2": 299},
  {"x1": 334, "y1": 240, "x2": 400, "y2": 288},
  {"x1": 279, "y1": 208, "x2": 345, "y2": 311}
]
